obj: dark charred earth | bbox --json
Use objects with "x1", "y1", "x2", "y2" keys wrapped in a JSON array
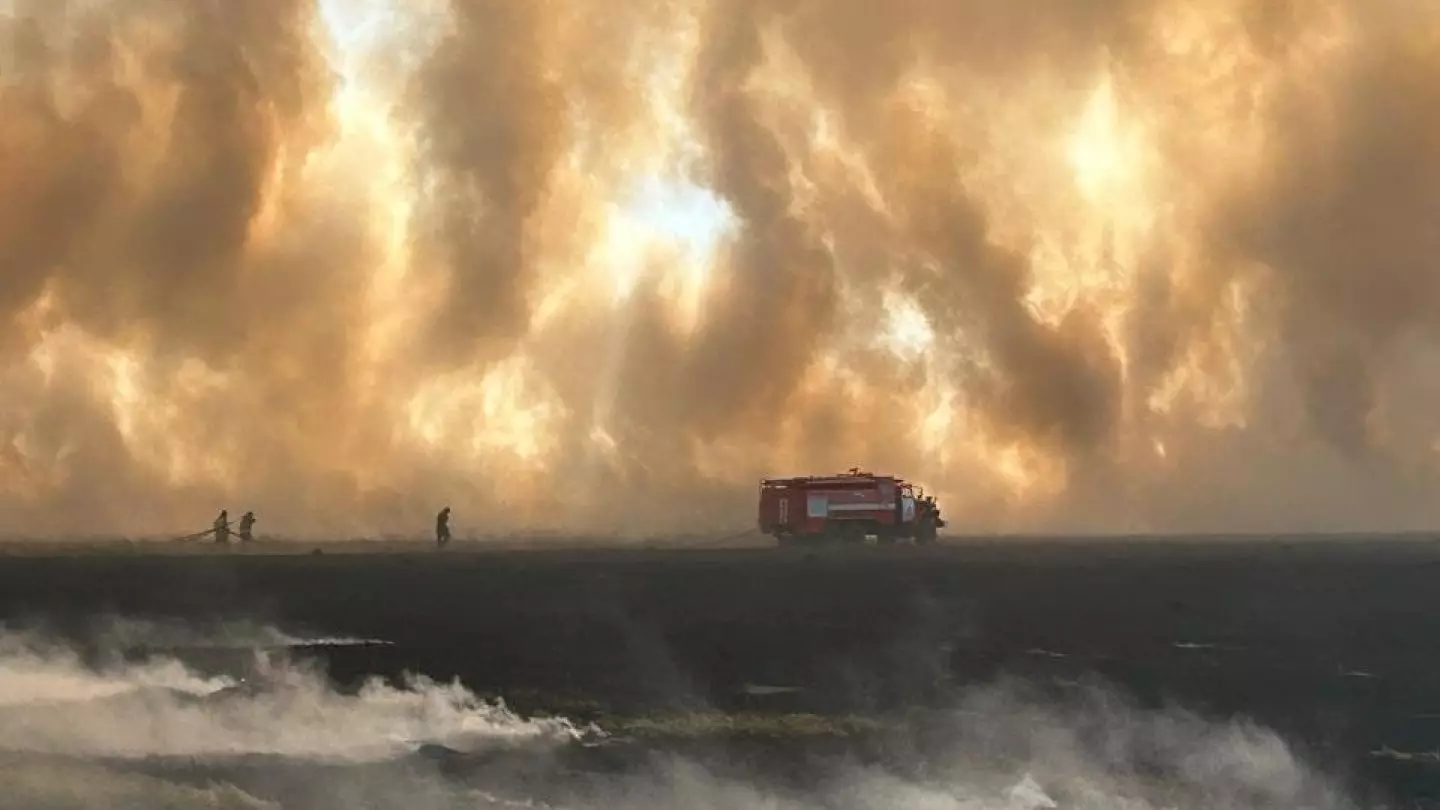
[{"x1": 5, "y1": 535, "x2": 1440, "y2": 806}]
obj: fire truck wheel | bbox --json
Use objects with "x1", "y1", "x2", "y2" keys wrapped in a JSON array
[{"x1": 915, "y1": 520, "x2": 937, "y2": 546}]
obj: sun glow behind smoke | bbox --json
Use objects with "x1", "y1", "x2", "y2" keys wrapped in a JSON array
[
  {"x1": 2, "y1": 0, "x2": 1439, "y2": 537},
  {"x1": 319, "y1": 0, "x2": 742, "y2": 485}
]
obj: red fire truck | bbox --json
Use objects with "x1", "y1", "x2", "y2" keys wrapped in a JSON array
[{"x1": 757, "y1": 468, "x2": 945, "y2": 546}]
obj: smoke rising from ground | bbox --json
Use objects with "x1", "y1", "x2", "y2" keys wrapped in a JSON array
[
  {"x1": 0, "y1": 620, "x2": 1357, "y2": 809},
  {"x1": 2, "y1": 0, "x2": 1438, "y2": 537},
  {"x1": 0, "y1": 620, "x2": 582, "y2": 760}
]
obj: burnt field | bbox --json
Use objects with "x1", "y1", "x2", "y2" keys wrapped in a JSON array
[{"x1": 6, "y1": 536, "x2": 1440, "y2": 806}]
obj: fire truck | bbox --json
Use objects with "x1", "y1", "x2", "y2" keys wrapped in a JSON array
[{"x1": 757, "y1": 468, "x2": 946, "y2": 546}]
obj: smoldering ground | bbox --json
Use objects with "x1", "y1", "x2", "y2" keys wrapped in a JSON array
[
  {"x1": 2, "y1": 0, "x2": 1439, "y2": 538},
  {"x1": 0, "y1": 617, "x2": 1363, "y2": 809}
]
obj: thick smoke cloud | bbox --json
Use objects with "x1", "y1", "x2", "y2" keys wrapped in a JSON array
[{"x1": 1, "y1": 0, "x2": 1438, "y2": 538}]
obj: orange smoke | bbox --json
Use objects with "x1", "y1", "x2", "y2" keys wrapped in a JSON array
[{"x1": 2, "y1": 0, "x2": 1439, "y2": 538}]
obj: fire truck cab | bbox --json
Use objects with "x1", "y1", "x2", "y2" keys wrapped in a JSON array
[{"x1": 757, "y1": 468, "x2": 945, "y2": 547}]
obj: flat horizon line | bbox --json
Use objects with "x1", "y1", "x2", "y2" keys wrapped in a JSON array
[{"x1": 0, "y1": 529, "x2": 1438, "y2": 550}]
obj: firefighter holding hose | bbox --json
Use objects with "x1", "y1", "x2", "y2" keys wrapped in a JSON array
[
  {"x1": 238, "y1": 511, "x2": 256, "y2": 542},
  {"x1": 213, "y1": 510, "x2": 230, "y2": 544}
]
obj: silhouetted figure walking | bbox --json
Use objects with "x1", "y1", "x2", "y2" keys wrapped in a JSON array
[
  {"x1": 238, "y1": 511, "x2": 256, "y2": 543},
  {"x1": 213, "y1": 510, "x2": 230, "y2": 544},
  {"x1": 436, "y1": 506, "x2": 451, "y2": 547}
]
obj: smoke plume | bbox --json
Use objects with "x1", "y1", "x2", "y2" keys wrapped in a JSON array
[
  {"x1": 2, "y1": 0, "x2": 1438, "y2": 537},
  {"x1": 0, "y1": 620, "x2": 1357, "y2": 809}
]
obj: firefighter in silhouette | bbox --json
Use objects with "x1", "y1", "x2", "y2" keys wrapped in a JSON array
[
  {"x1": 213, "y1": 510, "x2": 230, "y2": 544},
  {"x1": 238, "y1": 511, "x2": 256, "y2": 543},
  {"x1": 435, "y1": 506, "x2": 451, "y2": 547}
]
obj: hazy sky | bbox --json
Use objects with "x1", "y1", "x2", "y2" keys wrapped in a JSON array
[{"x1": 2, "y1": 0, "x2": 1438, "y2": 538}]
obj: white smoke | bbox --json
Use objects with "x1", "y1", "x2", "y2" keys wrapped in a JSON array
[
  {"x1": 0, "y1": 623, "x2": 581, "y2": 762},
  {"x1": 0, "y1": 632, "x2": 228, "y2": 707},
  {"x1": 1, "y1": 760, "x2": 283, "y2": 810},
  {"x1": 0, "y1": 622, "x2": 1362, "y2": 810}
]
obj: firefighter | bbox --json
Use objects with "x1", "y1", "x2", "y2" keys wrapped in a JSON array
[
  {"x1": 238, "y1": 511, "x2": 256, "y2": 543},
  {"x1": 213, "y1": 510, "x2": 230, "y2": 544},
  {"x1": 435, "y1": 506, "x2": 451, "y2": 547}
]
